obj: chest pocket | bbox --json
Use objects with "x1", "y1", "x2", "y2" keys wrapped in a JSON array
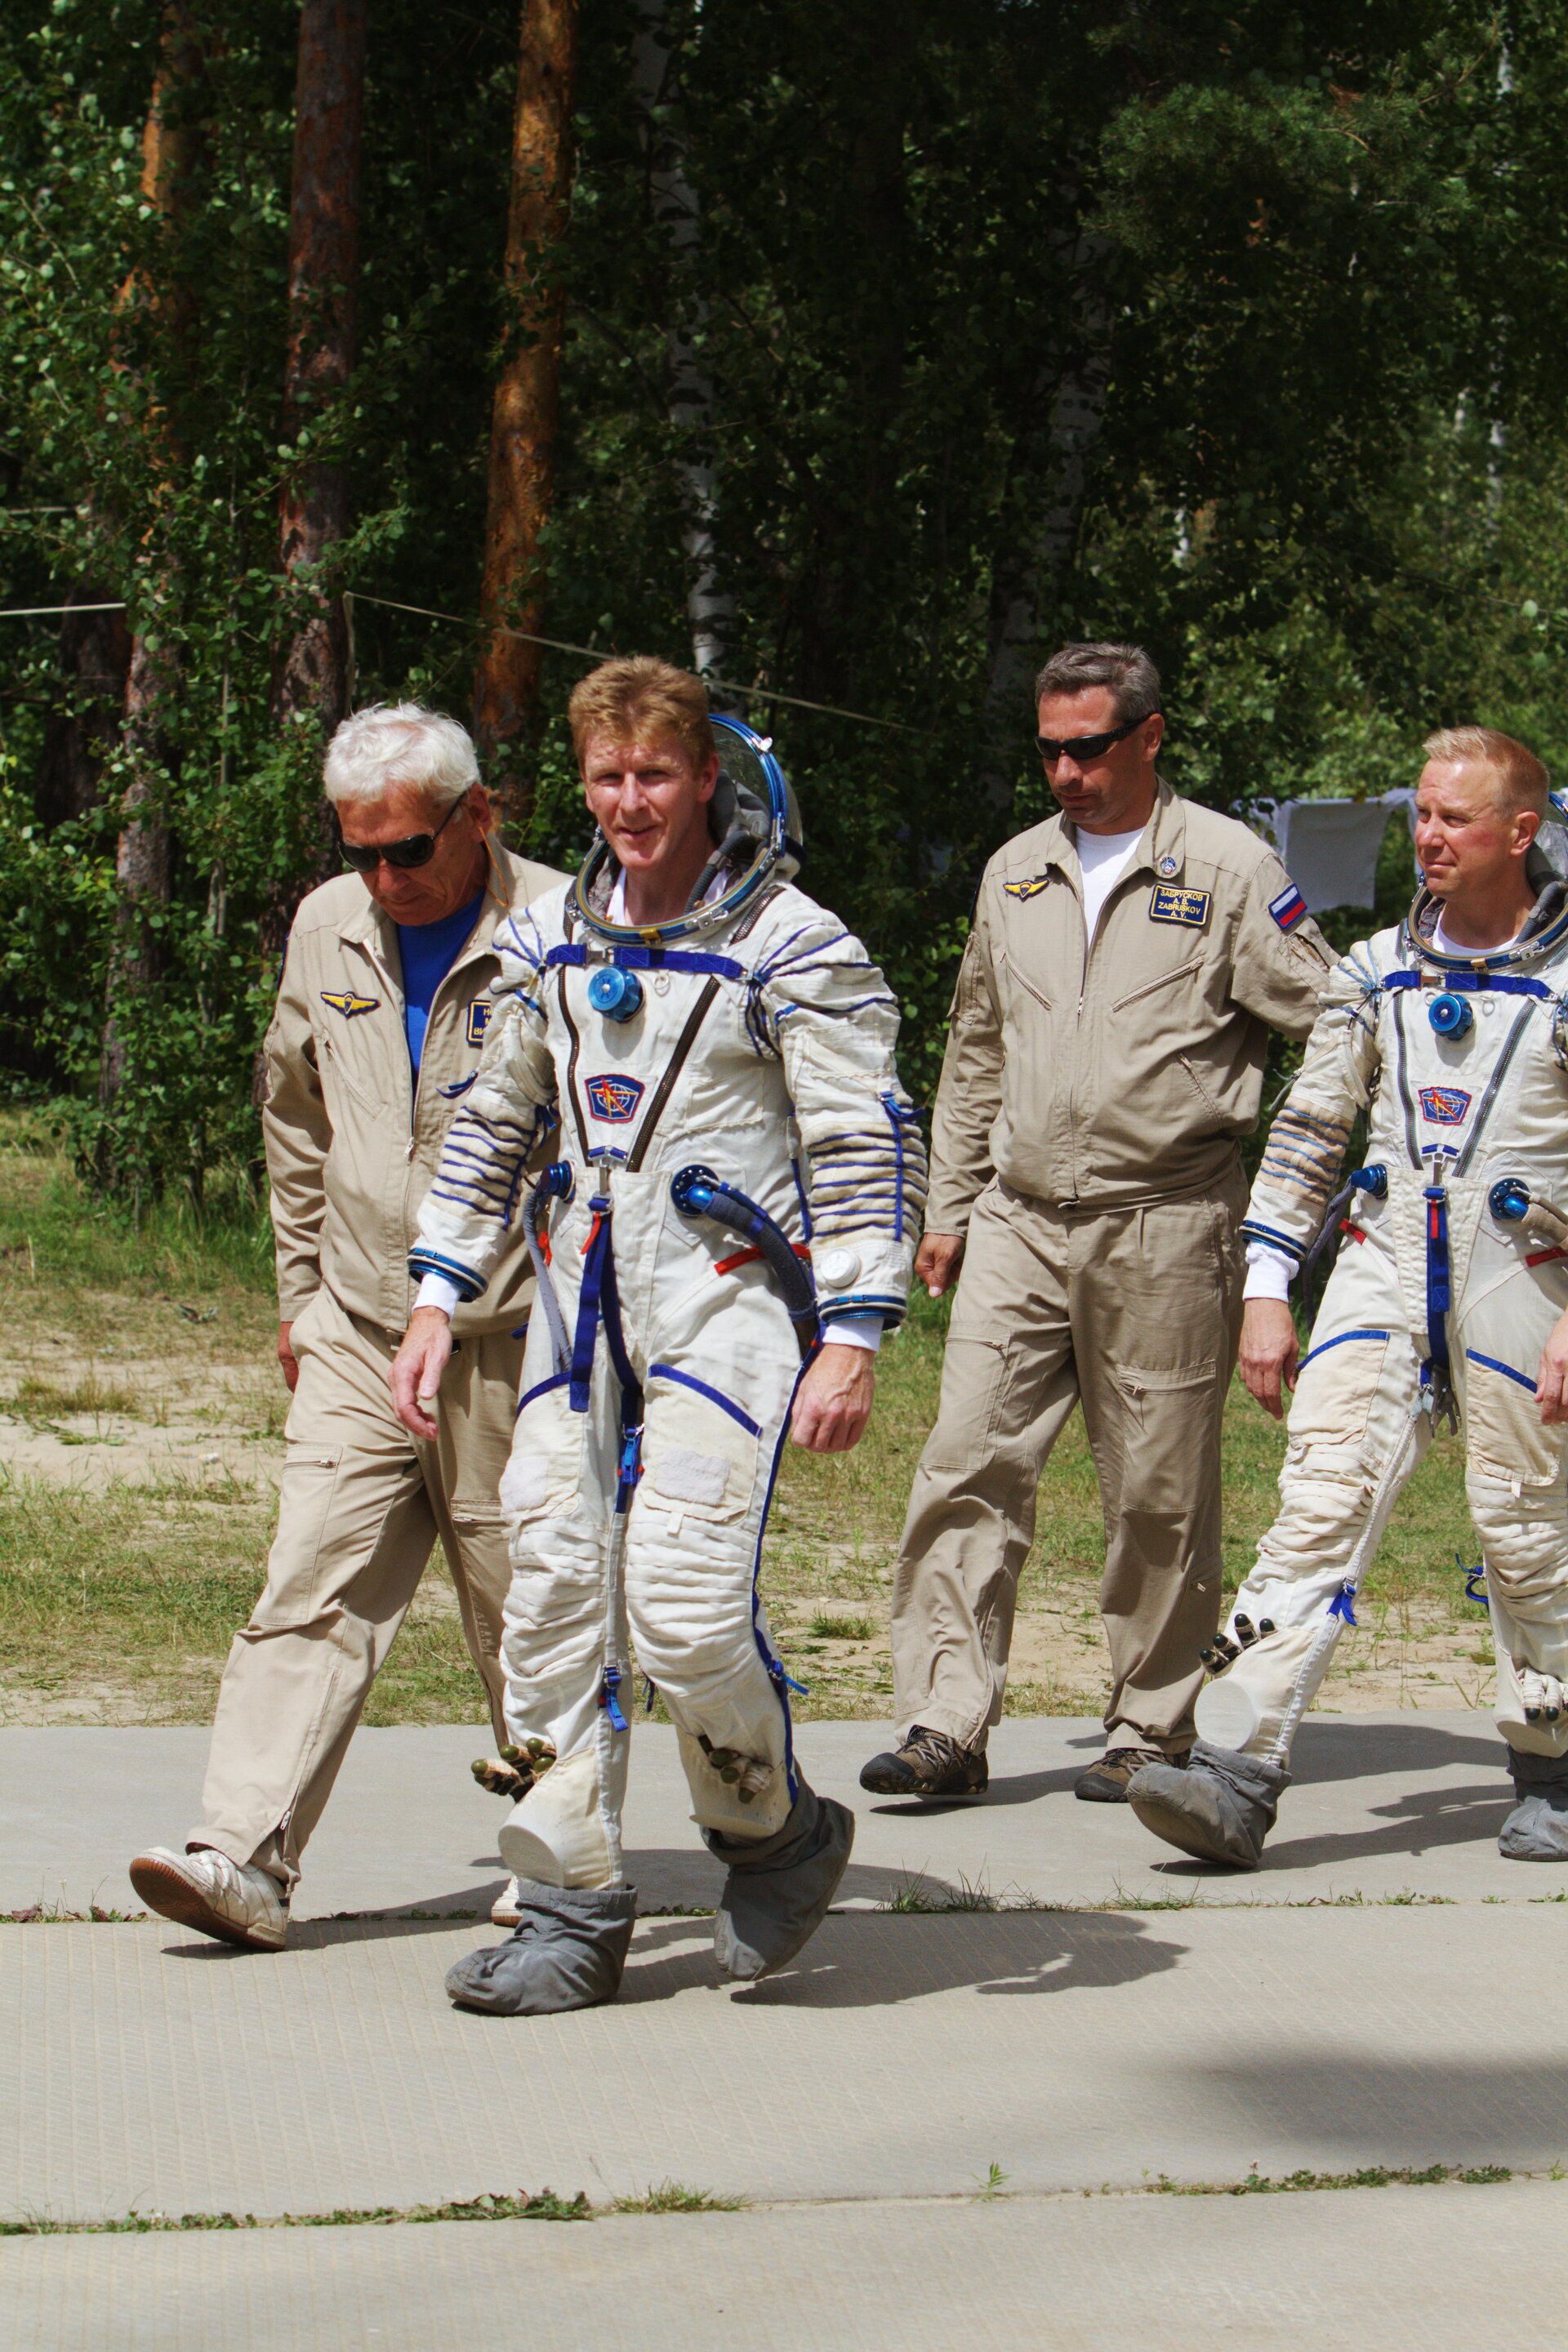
[
  {"x1": 640, "y1": 1365, "x2": 762, "y2": 1534},
  {"x1": 314, "y1": 1014, "x2": 391, "y2": 1118}
]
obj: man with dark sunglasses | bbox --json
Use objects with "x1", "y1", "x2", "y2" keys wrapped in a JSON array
[
  {"x1": 862, "y1": 641, "x2": 1330, "y2": 1809},
  {"x1": 130, "y1": 703, "x2": 564, "y2": 1950}
]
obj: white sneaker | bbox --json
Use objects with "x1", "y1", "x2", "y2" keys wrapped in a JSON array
[
  {"x1": 130, "y1": 1846, "x2": 289, "y2": 1951},
  {"x1": 491, "y1": 1874, "x2": 522, "y2": 1928}
]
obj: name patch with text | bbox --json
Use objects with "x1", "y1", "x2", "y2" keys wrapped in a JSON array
[
  {"x1": 320, "y1": 990, "x2": 380, "y2": 1019},
  {"x1": 1419, "y1": 1085, "x2": 1472, "y2": 1126},
  {"x1": 1149, "y1": 884, "x2": 1212, "y2": 930},
  {"x1": 586, "y1": 1072, "x2": 646, "y2": 1124},
  {"x1": 466, "y1": 997, "x2": 492, "y2": 1049}
]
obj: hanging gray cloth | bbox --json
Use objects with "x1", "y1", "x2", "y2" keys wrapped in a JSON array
[{"x1": 1252, "y1": 791, "x2": 1415, "y2": 912}]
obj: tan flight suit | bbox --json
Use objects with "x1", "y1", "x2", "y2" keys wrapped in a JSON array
[
  {"x1": 890, "y1": 782, "x2": 1330, "y2": 1757},
  {"x1": 194, "y1": 843, "x2": 564, "y2": 1888}
]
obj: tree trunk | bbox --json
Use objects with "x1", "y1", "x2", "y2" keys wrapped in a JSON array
[
  {"x1": 976, "y1": 235, "x2": 1112, "y2": 807},
  {"x1": 36, "y1": 590, "x2": 131, "y2": 826},
  {"x1": 630, "y1": 0, "x2": 733, "y2": 683},
  {"x1": 472, "y1": 0, "x2": 579, "y2": 820},
  {"x1": 99, "y1": 4, "x2": 207, "y2": 1132},
  {"x1": 271, "y1": 0, "x2": 367, "y2": 739}
]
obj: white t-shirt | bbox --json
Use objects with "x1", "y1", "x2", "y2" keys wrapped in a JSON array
[{"x1": 1073, "y1": 825, "x2": 1145, "y2": 938}]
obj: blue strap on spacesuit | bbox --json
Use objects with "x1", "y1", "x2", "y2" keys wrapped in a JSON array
[
  {"x1": 1423, "y1": 1184, "x2": 1452, "y2": 1373},
  {"x1": 543, "y1": 941, "x2": 745, "y2": 982},
  {"x1": 1383, "y1": 969, "x2": 1552, "y2": 1001}
]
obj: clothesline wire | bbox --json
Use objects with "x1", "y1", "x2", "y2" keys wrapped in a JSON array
[
  {"x1": 347, "y1": 591, "x2": 915, "y2": 732},
  {"x1": 0, "y1": 590, "x2": 915, "y2": 734}
]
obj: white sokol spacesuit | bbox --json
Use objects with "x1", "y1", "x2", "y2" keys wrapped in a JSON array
[
  {"x1": 409, "y1": 719, "x2": 925, "y2": 2005},
  {"x1": 1130, "y1": 836, "x2": 1568, "y2": 1868}
]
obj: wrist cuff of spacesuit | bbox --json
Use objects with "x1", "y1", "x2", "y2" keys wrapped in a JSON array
[
  {"x1": 415, "y1": 1271, "x2": 465, "y2": 1316},
  {"x1": 821, "y1": 1313, "x2": 883, "y2": 1354},
  {"x1": 407, "y1": 1245, "x2": 487, "y2": 1304}
]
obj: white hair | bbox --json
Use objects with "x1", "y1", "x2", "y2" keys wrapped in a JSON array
[{"x1": 323, "y1": 702, "x2": 479, "y2": 811}]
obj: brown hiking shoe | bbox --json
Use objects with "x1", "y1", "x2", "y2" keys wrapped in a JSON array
[
  {"x1": 859, "y1": 1725, "x2": 989, "y2": 1801},
  {"x1": 1074, "y1": 1744, "x2": 1189, "y2": 1804}
]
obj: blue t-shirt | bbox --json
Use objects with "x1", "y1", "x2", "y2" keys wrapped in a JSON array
[{"x1": 396, "y1": 891, "x2": 485, "y2": 1074}]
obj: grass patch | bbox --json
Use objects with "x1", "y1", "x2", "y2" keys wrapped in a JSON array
[
  {"x1": 808, "y1": 1610, "x2": 876, "y2": 1641},
  {"x1": 1149, "y1": 2163, "x2": 1512, "y2": 2197},
  {"x1": 612, "y1": 2182, "x2": 749, "y2": 2214},
  {"x1": 0, "y1": 2189, "x2": 591, "y2": 2237},
  {"x1": 9, "y1": 1374, "x2": 141, "y2": 1424}
]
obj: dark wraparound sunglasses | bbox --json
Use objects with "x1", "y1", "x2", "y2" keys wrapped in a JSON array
[
  {"x1": 339, "y1": 794, "x2": 466, "y2": 873},
  {"x1": 1036, "y1": 714, "x2": 1153, "y2": 764}
]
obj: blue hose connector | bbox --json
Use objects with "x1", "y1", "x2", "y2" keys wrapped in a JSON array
[
  {"x1": 1350, "y1": 1164, "x2": 1388, "y2": 1200},
  {"x1": 670, "y1": 1163, "x2": 718, "y2": 1217},
  {"x1": 1490, "y1": 1178, "x2": 1532, "y2": 1223},
  {"x1": 1429, "y1": 991, "x2": 1472, "y2": 1040},
  {"x1": 587, "y1": 965, "x2": 644, "y2": 1022}
]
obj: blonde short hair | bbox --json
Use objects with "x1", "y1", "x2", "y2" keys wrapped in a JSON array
[
  {"x1": 1423, "y1": 724, "x2": 1549, "y2": 818},
  {"x1": 323, "y1": 702, "x2": 479, "y2": 810},
  {"x1": 568, "y1": 656, "x2": 716, "y2": 774}
]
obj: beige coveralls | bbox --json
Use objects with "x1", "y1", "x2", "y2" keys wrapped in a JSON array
[
  {"x1": 194, "y1": 845, "x2": 564, "y2": 1887},
  {"x1": 890, "y1": 783, "x2": 1329, "y2": 1756}
]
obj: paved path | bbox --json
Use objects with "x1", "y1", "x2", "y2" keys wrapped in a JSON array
[
  {"x1": 0, "y1": 1712, "x2": 1535, "y2": 1918},
  {"x1": 9, "y1": 2185, "x2": 1566, "y2": 2352},
  {"x1": 7, "y1": 1714, "x2": 1566, "y2": 2347}
]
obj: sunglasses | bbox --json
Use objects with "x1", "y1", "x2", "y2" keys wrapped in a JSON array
[
  {"x1": 1036, "y1": 714, "x2": 1152, "y2": 764},
  {"x1": 339, "y1": 795, "x2": 465, "y2": 873}
]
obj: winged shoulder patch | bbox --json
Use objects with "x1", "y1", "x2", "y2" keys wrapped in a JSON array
[
  {"x1": 1003, "y1": 875, "x2": 1050, "y2": 901},
  {"x1": 320, "y1": 990, "x2": 380, "y2": 1018}
]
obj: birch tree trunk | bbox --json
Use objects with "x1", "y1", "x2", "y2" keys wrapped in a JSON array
[
  {"x1": 472, "y1": 0, "x2": 579, "y2": 821},
  {"x1": 271, "y1": 0, "x2": 367, "y2": 739},
  {"x1": 630, "y1": 0, "x2": 733, "y2": 682}
]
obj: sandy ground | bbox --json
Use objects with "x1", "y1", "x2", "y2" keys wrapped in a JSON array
[{"x1": 0, "y1": 1312, "x2": 1499, "y2": 1729}]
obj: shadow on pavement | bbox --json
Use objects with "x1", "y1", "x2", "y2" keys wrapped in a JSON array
[
  {"x1": 719, "y1": 1910, "x2": 1188, "y2": 2011},
  {"x1": 1289, "y1": 1719, "x2": 1503, "y2": 1783},
  {"x1": 1184, "y1": 2052, "x2": 1568, "y2": 2167}
]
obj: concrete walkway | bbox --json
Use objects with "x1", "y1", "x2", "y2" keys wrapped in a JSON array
[
  {"x1": 7, "y1": 1715, "x2": 1566, "y2": 2348},
  {"x1": 0, "y1": 1711, "x2": 1535, "y2": 1918}
]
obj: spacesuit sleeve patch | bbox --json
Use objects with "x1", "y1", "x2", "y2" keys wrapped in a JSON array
[
  {"x1": 1149, "y1": 884, "x2": 1212, "y2": 929},
  {"x1": 1002, "y1": 875, "x2": 1050, "y2": 901},
  {"x1": 466, "y1": 997, "x2": 492, "y2": 1048},
  {"x1": 1268, "y1": 884, "x2": 1308, "y2": 932}
]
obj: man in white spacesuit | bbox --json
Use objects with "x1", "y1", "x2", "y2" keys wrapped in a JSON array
[
  {"x1": 1129, "y1": 726, "x2": 1568, "y2": 1869},
  {"x1": 391, "y1": 657, "x2": 925, "y2": 2010}
]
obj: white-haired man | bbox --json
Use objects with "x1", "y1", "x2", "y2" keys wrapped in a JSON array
[
  {"x1": 1131, "y1": 727, "x2": 1568, "y2": 1868},
  {"x1": 131, "y1": 706, "x2": 564, "y2": 1948}
]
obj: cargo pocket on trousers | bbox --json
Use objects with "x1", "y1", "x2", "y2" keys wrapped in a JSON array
[
  {"x1": 642, "y1": 1369, "x2": 761, "y2": 1536},
  {"x1": 249, "y1": 1445, "x2": 344, "y2": 1627},
  {"x1": 501, "y1": 1375, "x2": 582, "y2": 1522},
  {"x1": 1464, "y1": 1351, "x2": 1562, "y2": 1488},
  {"x1": 1287, "y1": 1333, "x2": 1391, "y2": 1447},
  {"x1": 921, "y1": 1336, "x2": 1012, "y2": 1474}
]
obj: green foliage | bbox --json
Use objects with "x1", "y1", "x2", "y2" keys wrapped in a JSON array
[{"x1": 0, "y1": 0, "x2": 1560, "y2": 1179}]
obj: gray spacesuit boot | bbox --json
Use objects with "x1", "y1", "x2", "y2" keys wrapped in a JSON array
[
  {"x1": 703, "y1": 1787, "x2": 854, "y2": 1980},
  {"x1": 444, "y1": 1880, "x2": 638, "y2": 2015},
  {"x1": 1499, "y1": 1747, "x2": 1568, "y2": 1861},
  {"x1": 1127, "y1": 1740, "x2": 1290, "y2": 1870}
]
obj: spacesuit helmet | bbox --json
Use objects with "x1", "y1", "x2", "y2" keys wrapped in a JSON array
[{"x1": 572, "y1": 711, "x2": 803, "y2": 944}]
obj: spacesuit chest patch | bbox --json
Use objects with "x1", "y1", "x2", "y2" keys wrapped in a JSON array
[
  {"x1": 586, "y1": 1071, "x2": 646, "y2": 1123},
  {"x1": 1419, "y1": 1085, "x2": 1472, "y2": 1125},
  {"x1": 320, "y1": 990, "x2": 379, "y2": 1018},
  {"x1": 466, "y1": 997, "x2": 492, "y2": 1048},
  {"x1": 1149, "y1": 884, "x2": 1212, "y2": 929},
  {"x1": 1003, "y1": 875, "x2": 1049, "y2": 901},
  {"x1": 1268, "y1": 884, "x2": 1307, "y2": 933}
]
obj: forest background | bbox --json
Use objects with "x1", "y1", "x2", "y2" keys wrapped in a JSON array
[{"x1": 1, "y1": 0, "x2": 1565, "y2": 1205}]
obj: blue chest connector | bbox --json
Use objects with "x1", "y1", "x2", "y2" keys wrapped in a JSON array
[
  {"x1": 1490, "y1": 1178, "x2": 1531, "y2": 1223},
  {"x1": 587, "y1": 965, "x2": 644, "y2": 1022},
  {"x1": 1429, "y1": 991, "x2": 1472, "y2": 1040}
]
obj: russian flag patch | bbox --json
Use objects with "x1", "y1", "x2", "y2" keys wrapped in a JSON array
[{"x1": 1268, "y1": 883, "x2": 1307, "y2": 933}]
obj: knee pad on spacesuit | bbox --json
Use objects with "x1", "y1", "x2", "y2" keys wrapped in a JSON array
[
  {"x1": 1194, "y1": 1615, "x2": 1341, "y2": 1762},
  {"x1": 498, "y1": 1745, "x2": 618, "y2": 1889}
]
